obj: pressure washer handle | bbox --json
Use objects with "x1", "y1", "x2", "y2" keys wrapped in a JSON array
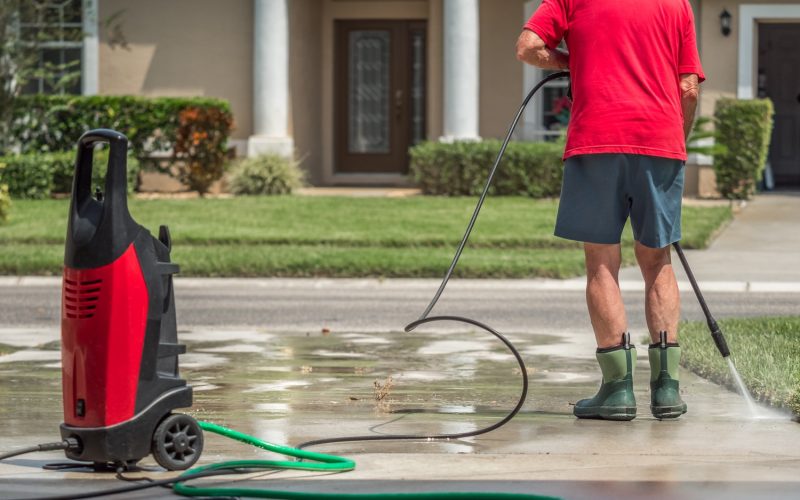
[
  {"x1": 709, "y1": 319, "x2": 731, "y2": 357},
  {"x1": 69, "y1": 129, "x2": 132, "y2": 248},
  {"x1": 74, "y1": 128, "x2": 129, "y2": 206}
]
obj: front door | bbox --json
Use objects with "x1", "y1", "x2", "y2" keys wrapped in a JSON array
[
  {"x1": 335, "y1": 20, "x2": 427, "y2": 175},
  {"x1": 759, "y1": 23, "x2": 800, "y2": 187}
]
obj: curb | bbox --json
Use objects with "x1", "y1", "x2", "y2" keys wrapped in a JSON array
[{"x1": 2, "y1": 276, "x2": 800, "y2": 293}]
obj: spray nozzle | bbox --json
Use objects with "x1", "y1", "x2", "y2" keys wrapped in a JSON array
[{"x1": 709, "y1": 320, "x2": 731, "y2": 357}]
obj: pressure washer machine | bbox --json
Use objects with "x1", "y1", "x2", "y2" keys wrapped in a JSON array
[{"x1": 59, "y1": 129, "x2": 203, "y2": 471}]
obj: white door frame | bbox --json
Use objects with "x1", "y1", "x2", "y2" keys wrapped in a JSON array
[
  {"x1": 82, "y1": 0, "x2": 99, "y2": 95},
  {"x1": 738, "y1": 4, "x2": 800, "y2": 99}
]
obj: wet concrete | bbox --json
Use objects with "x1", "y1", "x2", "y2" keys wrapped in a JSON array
[{"x1": 0, "y1": 325, "x2": 798, "y2": 499}]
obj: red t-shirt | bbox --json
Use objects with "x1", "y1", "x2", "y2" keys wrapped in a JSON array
[{"x1": 525, "y1": 0, "x2": 705, "y2": 161}]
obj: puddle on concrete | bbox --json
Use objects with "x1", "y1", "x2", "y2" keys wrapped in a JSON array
[
  {"x1": 0, "y1": 350, "x2": 61, "y2": 364},
  {"x1": 0, "y1": 329, "x2": 574, "y2": 455}
]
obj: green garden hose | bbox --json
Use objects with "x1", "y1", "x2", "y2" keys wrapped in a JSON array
[{"x1": 171, "y1": 421, "x2": 559, "y2": 500}]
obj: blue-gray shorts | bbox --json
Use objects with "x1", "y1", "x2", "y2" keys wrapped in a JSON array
[{"x1": 554, "y1": 154, "x2": 685, "y2": 249}]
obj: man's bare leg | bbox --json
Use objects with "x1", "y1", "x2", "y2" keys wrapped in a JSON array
[
  {"x1": 634, "y1": 241, "x2": 680, "y2": 343},
  {"x1": 584, "y1": 243, "x2": 628, "y2": 348},
  {"x1": 574, "y1": 242, "x2": 637, "y2": 420},
  {"x1": 636, "y1": 241, "x2": 687, "y2": 418}
]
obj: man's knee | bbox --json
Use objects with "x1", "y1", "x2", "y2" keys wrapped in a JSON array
[
  {"x1": 584, "y1": 243, "x2": 622, "y2": 278},
  {"x1": 635, "y1": 241, "x2": 672, "y2": 277}
]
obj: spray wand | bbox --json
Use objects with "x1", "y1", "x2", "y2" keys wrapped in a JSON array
[{"x1": 672, "y1": 242, "x2": 730, "y2": 357}]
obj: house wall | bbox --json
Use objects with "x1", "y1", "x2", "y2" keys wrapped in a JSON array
[
  {"x1": 688, "y1": 0, "x2": 800, "y2": 196},
  {"x1": 289, "y1": 0, "x2": 324, "y2": 184},
  {"x1": 97, "y1": 0, "x2": 254, "y2": 142},
  {"x1": 479, "y1": 0, "x2": 526, "y2": 139},
  {"x1": 698, "y1": 0, "x2": 799, "y2": 117}
]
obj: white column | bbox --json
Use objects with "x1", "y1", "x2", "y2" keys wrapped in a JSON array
[
  {"x1": 81, "y1": 0, "x2": 99, "y2": 95},
  {"x1": 249, "y1": 0, "x2": 294, "y2": 158},
  {"x1": 522, "y1": 1, "x2": 542, "y2": 141},
  {"x1": 442, "y1": 0, "x2": 480, "y2": 141}
]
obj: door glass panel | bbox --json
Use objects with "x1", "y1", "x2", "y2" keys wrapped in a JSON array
[
  {"x1": 348, "y1": 30, "x2": 390, "y2": 154},
  {"x1": 410, "y1": 29, "x2": 426, "y2": 145}
]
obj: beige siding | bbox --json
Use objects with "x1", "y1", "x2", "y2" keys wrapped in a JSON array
[
  {"x1": 698, "y1": 0, "x2": 799, "y2": 117},
  {"x1": 98, "y1": 0, "x2": 253, "y2": 140},
  {"x1": 289, "y1": 1, "x2": 324, "y2": 184},
  {"x1": 479, "y1": 0, "x2": 525, "y2": 138}
]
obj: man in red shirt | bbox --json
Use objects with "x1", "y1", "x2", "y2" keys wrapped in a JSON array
[{"x1": 516, "y1": 0, "x2": 703, "y2": 421}]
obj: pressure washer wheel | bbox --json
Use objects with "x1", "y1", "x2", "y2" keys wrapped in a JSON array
[{"x1": 151, "y1": 413, "x2": 203, "y2": 470}]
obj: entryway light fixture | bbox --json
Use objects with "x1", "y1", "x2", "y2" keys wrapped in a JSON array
[{"x1": 720, "y1": 9, "x2": 732, "y2": 37}]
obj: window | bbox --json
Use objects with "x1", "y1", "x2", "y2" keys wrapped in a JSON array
[
  {"x1": 522, "y1": 49, "x2": 570, "y2": 141},
  {"x1": 538, "y1": 69, "x2": 570, "y2": 139},
  {"x1": 20, "y1": 0, "x2": 83, "y2": 95},
  {"x1": 521, "y1": 1, "x2": 571, "y2": 141}
]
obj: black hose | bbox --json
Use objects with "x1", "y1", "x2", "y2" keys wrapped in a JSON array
[
  {"x1": 0, "y1": 439, "x2": 79, "y2": 461},
  {"x1": 412, "y1": 71, "x2": 571, "y2": 324},
  {"x1": 297, "y1": 71, "x2": 571, "y2": 451}
]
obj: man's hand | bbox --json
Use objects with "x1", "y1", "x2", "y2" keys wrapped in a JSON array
[
  {"x1": 680, "y1": 73, "x2": 700, "y2": 140},
  {"x1": 515, "y1": 29, "x2": 569, "y2": 70}
]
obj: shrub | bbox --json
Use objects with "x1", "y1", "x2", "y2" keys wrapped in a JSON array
[
  {"x1": 228, "y1": 154, "x2": 305, "y2": 195},
  {"x1": 713, "y1": 98, "x2": 774, "y2": 200},
  {"x1": 173, "y1": 106, "x2": 234, "y2": 195},
  {"x1": 409, "y1": 140, "x2": 564, "y2": 197},
  {"x1": 0, "y1": 153, "x2": 54, "y2": 199},
  {"x1": 0, "y1": 150, "x2": 140, "y2": 199},
  {"x1": 0, "y1": 183, "x2": 10, "y2": 224},
  {"x1": 9, "y1": 95, "x2": 233, "y2": 194}
]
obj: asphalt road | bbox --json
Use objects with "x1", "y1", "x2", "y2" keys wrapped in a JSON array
[{"x1": 1, "y1": 277, "x2": 798, "y2": 334}]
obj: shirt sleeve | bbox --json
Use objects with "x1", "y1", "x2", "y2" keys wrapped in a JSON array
[
  {"x1": 678, "y1": 3, "x2": 705, "y2": 82},
  {"x1": 523, "y1": 0, "x2": 568, "y2": 50}
]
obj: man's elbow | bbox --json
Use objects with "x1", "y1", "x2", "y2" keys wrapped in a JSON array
[
  {"x1": 681, "y1": 87, "x2": 699, "y2": 101},
  {"x1": 679, "y1": 75, "x2": 700, "y2": 101},
  {"x1": 516, "y1": 30, "x2": 544, "y2": 65},
  {"x1": 515, "y1": 40, "x2": 532, "y2": 63}
]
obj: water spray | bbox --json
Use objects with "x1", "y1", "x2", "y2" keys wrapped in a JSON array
[{"x1": 672, "y1": 243, "x2": 761, "y2": 414}]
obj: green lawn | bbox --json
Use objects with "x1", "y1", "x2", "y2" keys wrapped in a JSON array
[
  {"x1": 680, "y1": 317, "x2": 800, "y2": 416},
  {"x1": 0, "y1": 197, "x2": 731, "y2": 277}
]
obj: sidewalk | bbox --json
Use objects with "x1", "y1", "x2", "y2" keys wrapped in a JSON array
[{"x1": 619, "y1": 192, "x2": 800, "y2": 290}]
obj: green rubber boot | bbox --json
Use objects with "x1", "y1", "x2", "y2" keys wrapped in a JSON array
[
  {"x1": 649, "y1": 331, "x2": 688, "y2": 419},
  {"x1": 574, "y1": 333, "x2": 637, "y2": 421}
]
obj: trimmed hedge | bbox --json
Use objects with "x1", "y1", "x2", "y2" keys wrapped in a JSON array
[
  {"x1": 0, "y1": 150, "x2": 140, "y2": 199},
  {"x1": 409, "y1": 140, "x2": 563, "y2": 197},
  {"x1": 713, "y1": 98, "x2": 774, "y2": 200},
  {"x1": 10, "y1": 95, "x2": 233, "y2": 194},
  {"x1": 0, "y1": 183, "x2": 10, "y2": 224},
  {"x1": 228, "y1": 154, "x2": 305, "y2": 195}
]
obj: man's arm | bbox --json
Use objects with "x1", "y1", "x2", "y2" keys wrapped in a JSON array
[
  {"x1": 515, "y1": 29, "x2": 569, "y2": 70},
  {"x1": 680, "y1": 73, "x2": 700, "y2": 140}
]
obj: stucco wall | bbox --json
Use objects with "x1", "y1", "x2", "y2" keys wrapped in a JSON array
[
  {"x1": 289, "y1": 1, "x2": 323, "y2": 184},
  {"x1": 98, "y1": 0, "x2": 253, "y2": 140},
  {"x1": 479, "y1": 0, "x2": 525, "y2": 139},
  {"x1": 698, "y1": 0, "x2": 800, "y2": 117}
]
